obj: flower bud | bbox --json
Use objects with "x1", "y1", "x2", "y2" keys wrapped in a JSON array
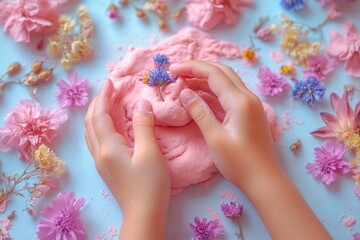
[
  {"x1": 6, "y1": 62, "x2": 21, "y2": 75},
  {"x1": 31, "y1": 61, "x2": 43, "y2": 74},
  {"x1": 107, "y1": 4, "x2": 118, "y2": 19}
]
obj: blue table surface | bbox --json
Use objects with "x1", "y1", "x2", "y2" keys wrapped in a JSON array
[{"x1": 1, "y1": 0, "x2": 360, "y2": 239}]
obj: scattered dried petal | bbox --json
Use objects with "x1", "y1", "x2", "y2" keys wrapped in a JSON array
[{"x1": 290, "y1": 139, "x2": 301, "y2": 151}]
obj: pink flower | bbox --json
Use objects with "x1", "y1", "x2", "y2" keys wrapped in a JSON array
[
  {"x1": 354, "y1": 232, "x2": 360, "y2": 240},
  {"x1": 0, "y1": 217, "x2": 11, "y2": 240},
  {"x1": 311, "y1": 92, "x2": 360, "y2": 139},
  {"x1": 256, "y1": 28, "x2": 272, "y2": 41},
  {"x1": 0, "y1": 0, "x2": 68, "y2": 43},
  {"x1": 257, "y1": 67, "x2": 289, "y2": 97},
  {"x1": 325, "y1": 21, "x2": 360, "y2": 77},
  {"x1": 56, "y1": 72, "x2": 90, "y2": 108},
  {"x1": 189, "y1": 217, "x2": 224, "y2": 240},
  {"x1": 306, "y1": 140, "x2": 352, "y2": 185},
  {"x1": 221, "y1": 201, "x2": 243, "y2": 219},
  {"x1": 302, "y1": 54, "x2": 336, "y2": 81},
  {"x1": 37, "y1": 192, "x2": 86, "y2": 240},
  {"x1": 184, "y1": 0, "x2": 253, "y2": 30},
  {"x1": 0, "y1": 100, "x2": 68, "y2": 160},
  {"x1": 328, "y1": 3, "x2": 341, "y2": 20}
]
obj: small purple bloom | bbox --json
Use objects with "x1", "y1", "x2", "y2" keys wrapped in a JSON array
[
  {"x1": 281, "y1": 0, "x2": 306, "y2": 11},
  {"x1": 189, "y1": 217, "x2": 224, "y2": 240},
  {"x1": 56, "y1": 71, "x2": 90, "y2": 108},
  {"x1": 37, "y1": 192, "x2": 86, "y2": 240},
  {"x1": 221, "y1": 201, "x2": 244, "y2": 219},
  {"x1": 148, "y1": 68, "x2": 171, "y2": 86},
  {"x1": 306, "y1": 140, "x2": 352, "y2": 185},
  {"x1": 153, "y1": 53, "x2": 169, "y2": 68},
  {"x1": 257, "y1": 67, "x2": 289, "y2": 97},
  {"x1": 292, "y1": 76, "x2": 325, "y2": 107}
]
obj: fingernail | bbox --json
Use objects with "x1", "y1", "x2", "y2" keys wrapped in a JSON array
[
  {"x1": 180, "y1": 89, "x2": 196, "y2": 106},
  {"x1": 136, "y1": 99, "x2": 152, "y2": 115}
]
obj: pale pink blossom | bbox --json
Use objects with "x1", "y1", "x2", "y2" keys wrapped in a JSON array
[
  {"x1": 0, "y1": 217, "x2": 11, "y2": 240},
  {"x1": 303, "y1": 54, "x2": 336, "y2": 81},
  {"x1": 0, "y1": 100, "x2": 68, "y2": 160},
  {"x1": 256, "y1": 28, "x2": 272, "y2": 41},
  {"x1": 311, "y1": 92, "x2": 360, "y2": 139},
  {"x1": 0, "y1": 0, "x2": 68, "y2": 43},
  {"x1": 257, "y1": 67, "x2": 289, "y2": 97},
  {"x1": 184, "y1": 0, "x2": 253, "y2": 30},
  {"x1": 325, "y1": 21, "x2": 360, "y2": 77}
]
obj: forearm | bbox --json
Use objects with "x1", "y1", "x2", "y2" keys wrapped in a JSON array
[
  {"x1": 240, "y1": 166, "x2": 332, "y2": 240},
  {"x1": 119, "y1": 209, "x2": 168, "y2": 240}
]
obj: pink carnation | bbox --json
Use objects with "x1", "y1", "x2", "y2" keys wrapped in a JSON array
[
  {"x1": 184, "y1": 0, "x2": 253, "y2": 30},
  {"x1": 0, "y1": 0, "x2": 68, "y2": 43},
  {"x1": 56, "y1": 72, "x2": 90, "y2": 108},
  {"x1": 303, "y1": 54, "x2": 336, "y2": 81},
  {"x1": 325, "y1": 21, "x2": 360, "y2": 77},
  {"x1": 306, "y1": 140, "x2": 352, "y2": 185},
  {"x1": 0, "y1": 100, "x2": 67, "y2": 160},
  {"x1": 37, "y1": 192, "x2": 86, "y2": 240},
  {"x1": 257, "y1": 67, "x2": 289, "y2": 97}
]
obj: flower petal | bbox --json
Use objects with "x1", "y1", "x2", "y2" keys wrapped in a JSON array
[{"x1": 311, "y1": 126, "x2": 336, "y2": 138}]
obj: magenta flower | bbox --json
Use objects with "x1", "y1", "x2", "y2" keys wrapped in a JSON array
[
  {"x1": 221, "y1": 201, "x2": 243, "y2": 219},
  {"x1": 56, "y1": 72, "x2": 90, "y2": 108},
  {"x1": 0, "y1": 100, "x2": 67, "y2": 160},
  {"x1": 354, "y1": 233, "x2": 360, "y2": 240},
  {"x1": 257, "y1": 67, "x2": 289, "y2": 97},
  {"x1": 306, "y1": 140, "x2": 352, "y2": 185},
  {"x1": 189, "y1": 217, "x2": 224, "y2": 240},
  {"x1": 325, "y1": 20, "x2": 360, "y2": 77},
  {"x1": 303, "y1": 54, "x2": 336, "y2": 81},
  {"x1": 37, "y1": 192, "x2": 86, "y2": 240},
  {"x1": 0, "y1": 0, "x2": 68, "y2": 43},
  {"x1": 311, "y1": 92, "x2": 360, "y2": 139}
]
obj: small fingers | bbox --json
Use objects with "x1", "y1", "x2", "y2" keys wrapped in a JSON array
[{"x1": 179, "y1": 89, "x2": 223, "y2": 143}]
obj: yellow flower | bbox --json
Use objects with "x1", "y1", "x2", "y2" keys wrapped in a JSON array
[
  {"x1": 34, "y1": 144, "x2": 66, "y2": 178},
  {"x1": 59, "y1": 16, "x2": 75, "y2": 34},
  {"x1": 77, "y1": 5, "x2": 90, "y2": 21},
  {"x1": 345, "y1": 132, "x2": 360, "y2": 152},
  {"x1": 142, "y1": 73, "x2": 149, "y2": 85},
  {"x1": 280, "y1": 65, "x2": 294, "y2": 75},
  {"x1": 242, "y1": 48, "x2": 257, "y2": 62}
]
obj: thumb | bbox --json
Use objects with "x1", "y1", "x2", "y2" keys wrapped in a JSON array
[
  {"x1": 132, "y1": 99, "x2": 161, "y2": 157},
  {"x1": 180, "y1": 89, "x2": 222, "y2": 142}
]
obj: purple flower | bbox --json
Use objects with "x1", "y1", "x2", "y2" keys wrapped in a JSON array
[
  {"x1": 221, "y1": 201, "x2": 244, "y2": 219},
  {"x1": 281, "y1": 0, "x2": 306, "y2": 11},
  {"x1": 189, "y1": 217, "x2": 224, "y2": 240},
  {"x1": 303, "y1": 54, "x2": 336, "y2": 81},
  {"x1": 56, "y1": 72, "x2": 90, "y2": 108},
  {"x1": 37, "y1": 192, "x2": 86, "y2": 240},
  {"x1": 306, "y1": 140, "x2": 352, "y2": 185},
  {"x1": 153, "y1": 53, "x2": 169, "y2": 68},
  {"x1": 292, "y1": 76, "x2": 325, "y2": 107},
  {"x1": 148, "y1": 68, "x2": 171, "y2": 86},
  {"x1": 354, "y1": 232, "x2": 360, "y2": 240},
  {"x1": 257, "y1": 67, "x2": 289, "y2": 97}
]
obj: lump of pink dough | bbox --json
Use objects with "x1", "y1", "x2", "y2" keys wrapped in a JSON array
[
  {"x1": 108, "y1": 28, "x2": 279, "y2": 192},
  {"x1": 184, "y1": 0, "x2": 253, "y2": 30}
]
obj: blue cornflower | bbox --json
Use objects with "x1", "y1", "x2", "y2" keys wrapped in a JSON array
[
  {"x1": 153, "y1": 53, "x2": 169, "y2": 68},
  {"x1": 292, "y1": 76, "x2": 325, "y2": 107},
  {"x1": 281, "y1": 0, "x2": 306, "y2": 11},
  {"x1": 148, "y1": 68, "x2": 170, "y2": 86}
]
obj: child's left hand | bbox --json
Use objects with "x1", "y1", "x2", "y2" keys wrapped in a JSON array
[{"x1": 85, "y1": 79, "x2": 170, "y2": 238}]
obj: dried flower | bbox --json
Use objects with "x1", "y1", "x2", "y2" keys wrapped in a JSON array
[
  {"x1": 241, "y1": 48, "x2": 258, "y2": 65},
  {"x1": 354, "y1": 232, "x2": 360, "y2": 240},
  {"x1": 311, "y1": 92, "x2": 360, "y2": 140},
  {"x1": 257, "y1": 67, "x2": 289, "y2": 97},
  {"x1": 256, "y1": 28, "x2": 272, "y2": 41},
  {"x1": 0, "y1": 0, "x2": 68, "y2": 42},
  {"x1": 157, "y1": 16, "x2": 168, "y2": 30},
  {"x1": 153, "y1": 53, "x2": 169, "y2": 68},
  {"x1": 56, "y1": 71, "x2": 90, "y2": 108},
  {"x1": 303, "y1": 54, "x2": 336, "y2": 81},
  {"x1": 0, "y1": 99, "x2": 68, "y2": 160},
  {"x1": 189, "y1": 217, "x2": 224, "y2": 240},
  {"x1": 5, "y1": 62, "x2": 21, "y2": 75},
  {"x1": 0, "y1": 216, "x2": 11, "y2": 240},
  {"x1": 221, "y1": 201, "x2": 244, "y2": 219},
  {"x1": 34, "y1": 144, "x2": 66, "y2": 178},
  {"x1": 107, "y1": 4, "x2": 119, "y2": 19},
  {"x1": 292, "y1": 76, "x2": 325, "y2": 107},
  {"x1": 281, "y1": 0, "x2": 306, "y2": 11},
  {"x1": 306, "y1": 140, "x2": 352, "y2": 185},
  {"x1": 280, "y1": 64, "x2": 294, "y2": 75},
  {"x1": 31, "y1": 61, "x2": 43, "y2": 74},
  {"x1": 345, "y1": 133, "x2": 360, "y2": 152},
  {"x1": 325, "y1": 21, "x2": 360, "y2": 77},
  {"x1": 134, "y1": 7, "x2": 147, "y2": 20},
  {"x1": 37, "y1": 192, "x2": 86, "y2": 240},
  {"x1": 290, "y1": 139, "x2": 302, "y2": 151},
  {"x1": 171, "y1": 7, "x2": 187, "y2": 20}
]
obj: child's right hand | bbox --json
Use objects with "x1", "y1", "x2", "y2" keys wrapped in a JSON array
[{"x1": 170, "y1": 61, "x2": 281, "y2": 191}]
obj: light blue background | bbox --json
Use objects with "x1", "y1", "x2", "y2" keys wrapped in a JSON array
[{"x1": 1, "y1": 0, "x2": 360, "y2": 239}]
